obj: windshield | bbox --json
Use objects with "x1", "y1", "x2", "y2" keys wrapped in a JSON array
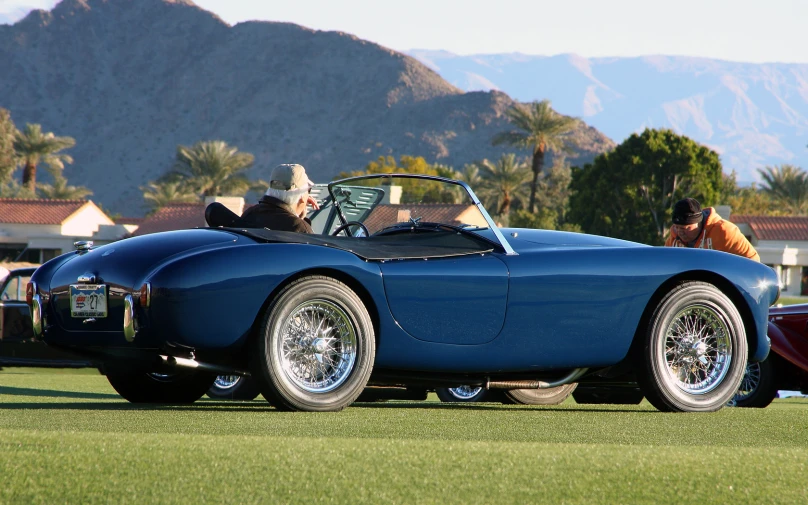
[{"x1": 328, "y1": 175, "x2": 490, "y2": 235}]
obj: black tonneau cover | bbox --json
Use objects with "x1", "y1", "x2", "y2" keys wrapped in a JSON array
[{"x1": 222, "y1": 228, "x2": 497, "y2": 260}]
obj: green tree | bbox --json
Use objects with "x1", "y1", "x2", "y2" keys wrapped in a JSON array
[
  {"x1": 141, "y1": 181, "x2": 200, "y2": 212},
  {"x1": 568, "y1": 128, "x2": 723, "y2": 245},
  {"x1": 720, "y1": 171, "x2": 779, "y2": 216},
  {"x1": 534, "y1": 159, "x2": 576, "y2": 228},
  {"x1": 163, "y1": 140, "x2": 254, "y2": 197},
  {"x1": 473, "y1": 154, "x2": 531, "y2": 225},
  {"x1": 0, "y1": 108, "x2": 17, "y2": 184},
  {"x1": 37, "y1": 166, "x2": 93, "y2": 199},
  {"x1": 492, "y1": 100, "x2": 579, "y2": 212},
  {"x1": 340, "y1": 155, "x2": 457, "y2": 203},
  {"x1": 339, "y1": 155, "x2": 439, "y2": 178},
  {"x1": 758, "y1": 164, "x2": 808, "y2": 215},
  {"x1": 13, "y1": 123, "x2": 75, "y2": 191}
]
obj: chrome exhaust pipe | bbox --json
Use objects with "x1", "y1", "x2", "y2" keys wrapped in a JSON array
[
  {"x1": 159, "y1": 355, "x2": 250, "y2": 376},
  {"x1": 486, "y1": 368, "x2": 588, "y2": 390}
]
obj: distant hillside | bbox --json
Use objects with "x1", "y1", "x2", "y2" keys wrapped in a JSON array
[
  {"x1": 409, "y1": 50, "x2": 808, "y2": 184},
  {"x1": 0, "y1": 0, "x2": 612, "y2": 216}
]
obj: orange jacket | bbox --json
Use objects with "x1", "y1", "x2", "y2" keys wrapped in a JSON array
[{"x1": 665, "y1": 207, "x2": 760, "y2": 262}]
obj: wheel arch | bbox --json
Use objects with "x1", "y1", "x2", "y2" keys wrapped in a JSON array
[
  {"x1": 630, "y1": 270, "x2": 761, "y2": 360},
  {"x1": 247, "y1": 267, "x2": 381, "y2": 350}
]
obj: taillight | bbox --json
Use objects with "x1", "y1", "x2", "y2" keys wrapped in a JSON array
[
  {"x1": 26, "y1": 281, "x2": 35, "y2": 306},
  {"x1": 138, "y1": 282, "x2": 151, "y2": 307}
]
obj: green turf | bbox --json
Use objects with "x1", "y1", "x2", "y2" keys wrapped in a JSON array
[
  {"x1": 777, "y1": 296, "x2": 808, "y2": 306},
  {"x1": 1, "y1": 371, "x2": 806, "y2": 505}
]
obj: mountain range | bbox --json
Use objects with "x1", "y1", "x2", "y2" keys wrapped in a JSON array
[
  {"x1": 0, "y1": 0, "x2": 611, "y2": 216},
  {"x1": 408, "y1": 50, "x2": 808, "y2": 185}
]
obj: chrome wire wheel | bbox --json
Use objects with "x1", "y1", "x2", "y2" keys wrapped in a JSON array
[
  {"x1": 213, "y1": 375, "x2": 242, "y2": 391},
  {"x1": 448, "y1": 386, "x2": 484, "y2": 400},
  {"x1": 277, "y1": 299, "x2": 357, "y2": 393},
  {"x1": 662, "y1": 304, "x2": 732, "y2": 395},
  {"x1": 735, "y1": 362, "x2": 761, "y2": 401}
]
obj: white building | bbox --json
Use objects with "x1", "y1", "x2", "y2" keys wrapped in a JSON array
[
  {"x1": 0, "y1": 198, "x2": 130, "y2": 263},
  {"x1": 731, "y1": 214, "x2": 808, "y2": 296}
]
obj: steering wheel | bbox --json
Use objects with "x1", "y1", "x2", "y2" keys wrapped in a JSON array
[{"x1": 331, "y1": 221, "x2": 370, "y2": 237}]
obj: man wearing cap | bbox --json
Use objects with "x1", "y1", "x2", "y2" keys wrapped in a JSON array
[
  {"x1": 240, "y1": 163, "x2": 319, "y2": 233},
  {"x1": 665, "y1": 197, "x2": 759, "y2": 261}
]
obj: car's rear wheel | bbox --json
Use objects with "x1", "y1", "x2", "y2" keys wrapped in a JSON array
[
  {"x1": 734, "y1": 356, "x2": 778, "y2": 408},
  {"x1": 635, "y1": 281, "x2": 747, "y2": 412},
  {"x1": 504, "y1": 383, "x2": 577, "y2": 405},
  {"x1": 207, "y1": 375, "x2": 260, "y2": 400},
  {"x1": 251, "y1": 276, "x2": 375, "y2": 412},
  {"x1": 106, "y1": 369, "x2": 216, "y2": 404},
  {"x1": 436, "y1": 386, "x2": 503, "y2": 403},
  {"x1": 572, "y1": 387, "x2": 644, "y2": 405}
]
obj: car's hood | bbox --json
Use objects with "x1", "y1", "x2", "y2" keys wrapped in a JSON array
[{"x1": 499, "y1": 228, "x2": 647, "y2": 253}]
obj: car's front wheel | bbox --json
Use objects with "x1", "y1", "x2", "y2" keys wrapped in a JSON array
[
  {"x1": 635, "y1": 281, "x2": 747, "y2": 412},
  {"x1": 207, "y1": 375, "x2": 260, "y2": 400},
  {"x1": 106, "y1": 369, "x2": 216, "y2": 404},
  {"x1": 251, "y1": 276, "x2": 375, "y2": 412}
]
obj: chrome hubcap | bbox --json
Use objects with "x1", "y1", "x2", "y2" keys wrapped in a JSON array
[
  {"x1": 213, "y1": 375, "x2": 242, "y2": 390},
  {"x1": 278, "y1": 300, "x2": 357, "y2": 393},
  {"x1": 664, "y1": 305, "x2": 732, "y2": 394},
  {"x1": 449, "y1": 386, "x2": 483, "y2": 399}
]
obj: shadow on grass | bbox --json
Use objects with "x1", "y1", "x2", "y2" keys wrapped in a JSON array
[
  {"x1": 352, "y1": 401, "x2": 657, "y2": 414},
  {"x1": 0, "y1": 385, "x2": 120, "y2": 400},
  {"x1": 0, "y1": 390, "x2": 656, "y2": 414}
]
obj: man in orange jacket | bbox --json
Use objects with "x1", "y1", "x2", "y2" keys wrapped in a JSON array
[{"x1": 665, "y1": 198, "x2": 760, "y2": 261}]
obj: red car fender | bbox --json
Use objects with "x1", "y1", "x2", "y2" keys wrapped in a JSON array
[{"x1": 768, "y1": 320, "x2": 808, "y2": 371}]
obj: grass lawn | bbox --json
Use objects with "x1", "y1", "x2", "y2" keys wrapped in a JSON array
[{"x1": 1, "y1": 369, "x2": 806, "y2": 505}]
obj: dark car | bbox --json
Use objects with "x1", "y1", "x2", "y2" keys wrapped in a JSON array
[
  {"x1": 1, "y1": 267, "x2": 91, "y2": 368},
  {"x1": 733, "y1": 304, "x2": 808, "y2": 407},
  {"x1": 27, "y1": 174, "x2": 780, "y2": 412}
]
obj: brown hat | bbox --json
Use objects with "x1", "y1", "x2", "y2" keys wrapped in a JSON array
[
  {"x1": 672, "y1": 198, "x2": 704, "y2": 225},
  {"x1": 269, "y1": 164, "x2": 314, "y2": 191}
]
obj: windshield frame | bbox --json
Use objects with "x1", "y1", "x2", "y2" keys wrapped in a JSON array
[{"x1": 327, "y1": 173, "x2": 516, "y2": 255}]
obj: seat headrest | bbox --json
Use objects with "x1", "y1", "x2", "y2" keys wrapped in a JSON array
[{"x1": 205, "y1": 202, "x2": 243, "y2": 228}]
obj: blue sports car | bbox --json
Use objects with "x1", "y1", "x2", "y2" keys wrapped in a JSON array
[{"x1": 27, "y1": 174, "x2": 780, "y2": 412}]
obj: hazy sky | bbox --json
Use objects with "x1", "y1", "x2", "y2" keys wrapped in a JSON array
[{"x1": 2, "y1": 0, "x2": 807, "y2": 63}]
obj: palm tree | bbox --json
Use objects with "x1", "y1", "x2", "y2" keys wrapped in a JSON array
[
  {"x1": 13, "y1": 123, "x2": 76, "y2": 191},
  {"x1": 140, "y1": 181, "x2": 200, "y2": 212},
  {"x1": 164, "y1": 140, "x2": 254, "y2": 197},
  {"x1": 474, "y1": 154, "x2": 531, "y2": 222},
  {"x1": 758, "y1": 164, "x2": 808, "y2": 215},
  {"x1": 0, "y1": 108, "x2": 16, "y2": 184},
  {"x1": 37, "y1": 167, "x2": 93, "y2": 199},
  {"x1": 492, "y1": 100, "x2": 579, "y2": 212}
]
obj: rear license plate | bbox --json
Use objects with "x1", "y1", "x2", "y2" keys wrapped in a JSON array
[{"x1": 70, "y1": 284, "x2": 108, "y2": 318}]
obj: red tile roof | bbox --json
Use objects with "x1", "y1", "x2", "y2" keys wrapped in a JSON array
[
  {"x1": 0, "y1": 198, "x2": 94, "y2": 225},
  {"x1": 115, "y1": 216, "x2": 146, "y2": 226},
  {"x1": 132, "y1": 203, "x2": 207, "y2": 236},
  {"x1": 132, "y1": 202, "x2": 256, "y2": 236},
  {"x1": 731, "y1": 215, "x2": 808, "y2": 241}
]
